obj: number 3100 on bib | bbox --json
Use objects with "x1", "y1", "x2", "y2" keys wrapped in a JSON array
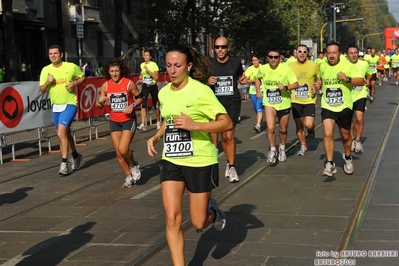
[{"x1": 164, "y1": 124, "x2": 194, "y2": 157}]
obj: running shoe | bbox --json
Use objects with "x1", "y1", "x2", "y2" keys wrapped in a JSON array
[
  {"x1": 225, "y1": 163, "x2": 229, "y2": 178},
  {"x1": 253, "y1": 123, "x2": 261, "y2": 133},
  {"x1": 353, "y1": 140, "x2": 363, "y2": 154},
  {"x1": 156, "y1": 121, "x2": 161, "y2": 130},
  {"x1": 137, "y1": 123, "x2": 146, "y2": 131},
  {"x1": 342, "y1": 153, "x2": 354, "y2": 175},
  {"x1": 369, "y1": 96, "x2": 374, "y2": 103},
  {"x1": 297, "y1": 145, "x2": 308, "y2": 156},
  {"x1": 307, "y1": 130, "x2": 315, "y2": 142},
  {"x1": 228, "y1": 167, "x2": 239, "y2": 183},
  {"x1": 123, "y1": 175, "x2": 134, "y2": 188},
  {"x1": 351, "y1": 139, "x2": 356, "y2": 152},
  {"x1": 322, "y1": 162, "x2": 337, "y2": 176},
  {"x1": 208, "y1": 197, "x2": 226, "y2": 231},
  {"x1": 70, "y1": 153, "x2": 82, "y2": 171},
  {"x1": 278, "y1": 148, "x2": 287, "y2": 162},
  {"x1": 378, "y1": 82, "x2": 382, "y2": 86},
  {"x1": 396, "y1": 81, "x2": 398, "y2": 86},
  {"x1": 58, "y1": 162, "x2": 69, "y2": 176},
  {"x1": 267, "y1": 150, "x2": 277, "y2": 165},
  {"x1": 130, "y1": 162, "x2": 141, "y2": 184}
]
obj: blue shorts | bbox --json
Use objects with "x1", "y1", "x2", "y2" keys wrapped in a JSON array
[
  {"x1": 250, "y1": 94, "x2": 263, "y2": 113},
  {"x1": 52, "y1": 104, "x2": 77, "y2": 130}
]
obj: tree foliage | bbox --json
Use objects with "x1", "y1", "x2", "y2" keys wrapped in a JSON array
[{"x1": 135, "y1": 0, "x2": 398, "y2": 58}]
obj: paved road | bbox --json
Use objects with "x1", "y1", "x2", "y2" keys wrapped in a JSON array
[{"x1": 0, "y1": 83, "x2": 398, "y2": 266}]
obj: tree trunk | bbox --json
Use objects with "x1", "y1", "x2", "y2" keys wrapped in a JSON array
[
  {"x1": 2, "y1": 0, "x2": 18, "y2": 82},
  {"x1": 114, "y1": 0, "x2": 123, "y2": 58}
]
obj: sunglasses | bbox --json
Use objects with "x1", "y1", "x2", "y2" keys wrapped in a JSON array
[
  {"x1": 215, "y1": 45, "x2": 228, "y2": 49},
  {"x1": 268, "y1": 55, "x2": 279, "y2": 59},
  {"x1": 297, "y1": 50, "x2": 308, "y2": 54}
]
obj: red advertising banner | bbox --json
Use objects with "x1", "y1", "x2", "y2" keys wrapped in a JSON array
[{"x1": 76, "y1": 73, "x2": 170, "y2": 120}]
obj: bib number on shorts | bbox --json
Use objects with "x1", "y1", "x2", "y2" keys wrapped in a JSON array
[
  {"x1": 215, "y1": 75, "x2": 234, "y2": 96},
  {"x1": 266, "y1": 88, "x2": 282, "y2": 104},
  {"x1": 164, "y1": 124, "x2": 194, "y2": 157},
  {"x1": 109, "y1": 93, "x2": 128, "y2": 112},
  {"x1": 325, "y1": 88, "x2": 344, "y2": 106}
]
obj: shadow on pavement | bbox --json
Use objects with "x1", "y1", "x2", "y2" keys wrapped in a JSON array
[
  {"x1": 0, "y1": 187, "x2": 34, "y2": 206},
  {"x1": 188, "y1": 204, "x2": 264, "y2": 265},
  {"x1": 16, "y1": 222, "x2": 95, "y2": 266}
]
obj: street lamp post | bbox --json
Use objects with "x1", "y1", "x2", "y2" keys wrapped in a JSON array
[
  {"x1": 320, "y1": 18, "x2": 364, "y2": 50},
  {"x1": 332, "y1": 2, "x2": 344, "y2": 41}
]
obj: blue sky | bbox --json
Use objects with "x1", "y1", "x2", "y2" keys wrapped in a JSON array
[{"x1": 388, "y1": 0, "x2": 399, "y2": 23}]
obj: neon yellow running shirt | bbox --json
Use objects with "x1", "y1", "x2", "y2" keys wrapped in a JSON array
[
  {"x1": 245, "y1": 64, "x2": 263, "y2": 94},
  {"x1": 391, "y1": 54, "x2": 399, "y2": 68},
  {"x1": 140, "y1": 61, "x2": 159, "y2": 85},
  {"x1": 367, "y1": 55, "x2": 379, "y2": 74},
  {"x1": 39, "y1": 62, "x2": 84, "y2": 106},
  {"x1": 257, "y1": 63, "x2": 298, "y2": 111},
  {"x1": 289, "y1": 60, "x2": 319, "y2": 104},
  {"x1": 351, "y1": 60, "x2": 371, "y2": 101},
  {"x1": 318, "y1": 60, "x2": 362, "y2": 112},
  {"x1": 258, "y1": 63, "x2": 298, "y2": 110},
  {"x1": 159, "y1": 77, "x2": 227, "y2": 167}
]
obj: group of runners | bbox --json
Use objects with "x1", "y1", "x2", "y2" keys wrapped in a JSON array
[
  {"x1": 245, "y1": 43, "x2": 399, "y2": 177},
  {"x1": 39, "y1": 39, "x2": 395, "y2": 265}
]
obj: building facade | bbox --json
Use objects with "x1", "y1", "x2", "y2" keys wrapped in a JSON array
[{"x1": 0, "y1": 0, "x2": 147, "y2": 81}]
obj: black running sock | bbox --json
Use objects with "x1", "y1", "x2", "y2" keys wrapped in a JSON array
[
  {"x1": 62, "y1": 158, "x2": 68, "y2": 163},
  {"x1": 328, "y1": 161, "x2": 334, "y2": 165},
  {"x1": 71, "y1": 151, "x2": 79, "y2": 159},
  {"x1": 229, "y1": 164, "x2": 235, "y2": 168},
  {"x1": 345, "y1": 155, "x2": 352, "y2": 160}
]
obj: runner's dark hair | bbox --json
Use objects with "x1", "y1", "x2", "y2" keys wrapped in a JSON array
[
  {"x1": 102, "y1": 58, "x2": 131, "y2": 79},
  {"x1": 166, "y1": 44, "x2": 212, "y2": 84}
]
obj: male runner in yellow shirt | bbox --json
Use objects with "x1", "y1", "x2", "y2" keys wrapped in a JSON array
[
  {"x1": 316, "y1": 42, "x2": 365, "y2": 176},
  {"x1": 289, "y1": 45, "x2": 320, "y2": 156}
]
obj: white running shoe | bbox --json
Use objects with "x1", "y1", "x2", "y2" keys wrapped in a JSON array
[
  {"x1": 253, "y1": 124, "x2": 261, "y2": 133},
  {"x1": 123, "y1": 175, "x2": 134, "y2": 188},
  {"x1": 137, "y1": 123, "x2": 146, "y2": 131},
  {"x1": 351, "y1": 139, "x2": 356, "y2": 152},
  {"x1": 297, "y1": 145, "x2": 307, "y2": 156},
  {"x1": 209, "y1": 198, "x2": 226, "y2": 231},
  {"x1": 228, "y1": 167, "x2": 239, "y2": 183},
  {"x1": 267, "y1": 150, "x2": 277, "y2": 165},
  {"x1": 69, "y1": 153, "x2": 82, "y2": 171},
  {"x1": 342, "y1": 153, "x2": 354, "y2": 175},
  {"x1": 130, "y1": 162, "x2": 141, "y2": 184},
  {"x1": 353, "y1": 140, "x2": 363, "y2": 154},
  {"x1": 58, "y1": 162, "x2": 69, "y2": 176},
  {"x1": 278, "y1": 148, "x2": 287, "y2": 162},
  {"x1": 156, "y1": 121, "x2": 161, "y2": 129},
  {"x1": 322, "y1": 162, "x2": 337, "y2": 176},
  {"x1": 225, "y1": 163, "x2": 229, "y2": 178}
]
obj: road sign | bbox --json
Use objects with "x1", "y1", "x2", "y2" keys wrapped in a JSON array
[
  {"x1": 75, "y1": 4, "x2": 84, "y2": 39},
  {"x1": 76, "y1": 24, "x2": 84, "y2": 39},
  {"x1": 76, "y1": 4, "x2": 83, "y2": 24},
  {"x1": 77, "y1": 29, "x2": 84, "y2": 39}
]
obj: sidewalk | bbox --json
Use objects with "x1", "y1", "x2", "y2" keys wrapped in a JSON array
[{"x1": 0, "y1": 83, "x2": 398, "y2": 266}]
